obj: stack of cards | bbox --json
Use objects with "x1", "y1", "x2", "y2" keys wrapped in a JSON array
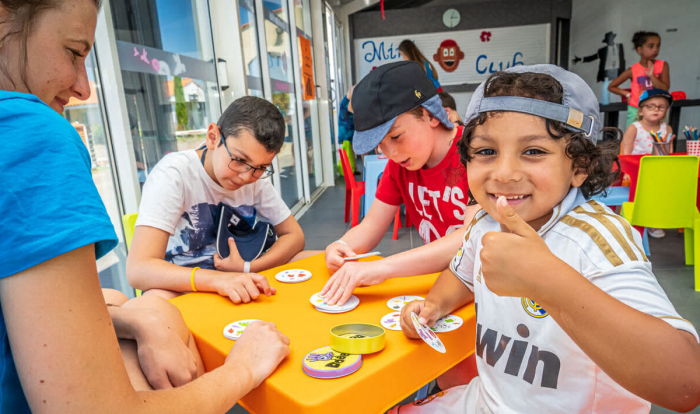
[
  {"x1": 275, "y1": 269, "x2": 312, "y2": 283},
  {"x1": 386, "y1": 295, "x2": 424, "y2": 310},
  {"x1": 302, "y1": 346, "x2": 363, "y2": 379},
  {"x1": 223, "y1": 319, "x2": 260, "y2": 340},
  {"x1": 310, "y1": 292, "x2": 359, "y2": 313},
  {"x1": 410, "y1": 312, "x2": 446, "y2": 353}
]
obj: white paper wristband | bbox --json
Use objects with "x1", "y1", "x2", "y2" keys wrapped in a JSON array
[
  {"x1": 335, "y1": 239, "x2": 348, "y2": 247},
  {"x1": 243, "y1": 261, "x2": 251, "y2": 273}
]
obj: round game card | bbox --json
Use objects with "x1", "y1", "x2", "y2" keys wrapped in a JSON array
[
  {"x1": 310, "y1": 292, "x2": 359, "y2": 313},
  {"x1": 410, "y1": 312, "x2": 446, "y2": 354},
  {"x1": 430, "y1": 314, "x2": 464, "y2": 333},
  {"x1": 380, "y1": 312, "x2": 402, "y2": 331},
  {"x1": 275, "y1": 269, "x2": 312, "y2": 283},
  {"x1": 302, "y1": 346, "x2": 363, "y2": 379},
  {"x1": 386, "y1": 295, "x2": 424, "y2": 311},
  {"x1": 223, "y1": 319, "x2": 260, "y2": 341}
]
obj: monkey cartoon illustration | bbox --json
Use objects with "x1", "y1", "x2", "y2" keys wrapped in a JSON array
[{"x1": 433, "y1": 40, "x2": 465, "y2": 73}]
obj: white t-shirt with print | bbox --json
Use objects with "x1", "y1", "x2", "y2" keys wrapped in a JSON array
[
  {"x1": 136, "y1": 150, "x2": 291, "y2": 269},
  {"x1": 449, "y1": 188, "x2": 698, "y2": 413}
]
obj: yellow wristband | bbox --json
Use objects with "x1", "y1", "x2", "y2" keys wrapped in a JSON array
[{"x1": 190, "y1": 267, "x2": 200, "y2": 292}]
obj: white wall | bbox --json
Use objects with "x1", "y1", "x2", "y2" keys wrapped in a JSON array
[{"x1": 570, "y1": 0, "x2": 700, "y2": 133}]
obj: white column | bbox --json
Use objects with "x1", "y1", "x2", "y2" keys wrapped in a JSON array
[
  {"x1": 94, "y1": 0, "x2": 140, "y2": 214},
  {"x1": 209, "y1": 0, "x2": 248, "y2": 108},
  {"x1": 311, "y1": 0, "x2": 336, "y2": 186}
]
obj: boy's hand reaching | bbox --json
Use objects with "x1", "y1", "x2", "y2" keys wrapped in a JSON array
[
  {"x1": 399, "y1": 300, "x2": 443, "y2": 339},
  {"x1": 480, "y1": 196, "x2": 561, "y2": 299},
  {"x1": 320, "y1": 260, "x2": 388, "y2": 306},
  {"x1": 324, "y1": 241, "x2": 357, "y2": 273},
  {"x1": 214, "y1": 237, "x2": 246, "y2": 272}
]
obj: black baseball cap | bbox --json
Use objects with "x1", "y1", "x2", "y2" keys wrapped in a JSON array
[{"x1": 351, "y1": 61, "x2": 453, "y2": 154}]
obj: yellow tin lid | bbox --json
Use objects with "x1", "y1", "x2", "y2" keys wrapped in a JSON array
[{"x1": 330, "y1": 323, "x2": 386, "y2": 354}]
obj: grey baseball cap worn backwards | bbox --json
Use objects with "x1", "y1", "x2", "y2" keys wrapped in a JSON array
[
  {"x1": 351, "y1": 61, "x2": 454, "y2": 155},
  {"x1": 463, "y1": 64, "x2": 601, "y2": 144}
]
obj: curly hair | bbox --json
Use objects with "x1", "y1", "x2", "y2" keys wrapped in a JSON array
[
  {"x1": 457, "y1": 71, "x2": 620, "y2": 199},
  {"x1": 632, "y1": 31, "x2": 660, "y2": 49}
]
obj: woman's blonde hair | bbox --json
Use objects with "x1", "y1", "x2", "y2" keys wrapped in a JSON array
[{"x1": 398, "y1": 40, "x2": 438, "y2": 81}]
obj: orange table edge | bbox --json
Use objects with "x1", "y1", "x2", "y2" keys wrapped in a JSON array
[{"x1": 170, "y1": 253, "x2": 476, "y2": 414}]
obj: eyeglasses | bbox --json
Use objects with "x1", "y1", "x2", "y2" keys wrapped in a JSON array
[
  {"x1": 218, "y1": 126, "x2": 274, "y2": 179},
  {"x1": 642, "y1": 104, "x2": 668, "y2": 111}
]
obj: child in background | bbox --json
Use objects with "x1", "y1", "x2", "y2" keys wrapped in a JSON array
[
  {"x1": 621, "y1": 88, "x2": 673, "y2": 239},
  {"x1": 128, "y1": 96, "x2": 306, "y2": 303},
  {"x1": 394, "y1": 65, "x2": 700, "y2": 413},
  {"x1": 399, "y1": 40, "x2": 442, "y2": 92},
  {"x1": 439, "y1": 91, "x2": 464, "y2": 126},
  {"x1": 608, "y1": 31, "x2": 670, "y2": 128},
  {"x1": 621, "y1": 88, "x2": 674, "y2": 156}
]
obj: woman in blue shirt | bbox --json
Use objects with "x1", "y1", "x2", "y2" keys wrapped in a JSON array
[
  {"x1": 399, "y1": 40, "x2": 443, "y2": 92},
  {"x1": 0, "y1": 0, "x2": 289, "y2": 411}
]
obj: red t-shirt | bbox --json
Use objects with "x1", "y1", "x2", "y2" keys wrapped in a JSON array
[{"x1": 375, "y1": 126, "x2": 469, "y2": 244}]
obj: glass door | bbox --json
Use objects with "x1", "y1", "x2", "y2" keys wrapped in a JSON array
[
  {"x1": 62, "y1": 50, "x2": 132, "y2": 295},
  {"x1": 323, "y1": 4, "x2": 339, "y2": 159},
  {"x1": 260, "y1": 0, "x2": 305, "y2": 209},
  {"x1": 110, "y1": 0, "x2": 222, "y2": 187},
  {"x1": 239, "y1": 0, "x2": 265, "y2": 97},
  {"x1": 293, "y1": 0, "x2": 323, "y2": 195}
]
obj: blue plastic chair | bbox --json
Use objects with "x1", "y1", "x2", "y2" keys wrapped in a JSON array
[{"x1": 590, "y1": 187, "x2": 650, "y2": 256}]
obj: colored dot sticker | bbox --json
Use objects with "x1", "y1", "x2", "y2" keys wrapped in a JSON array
[
  {"x1": 302, "y1": 346, "x2": 363, "y2": 379},
  {"x1": 275, "y1": 269, "x2": 312, "y2": 283}
]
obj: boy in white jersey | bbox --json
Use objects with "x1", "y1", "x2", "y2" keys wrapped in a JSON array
[{"x1": 393, "y1": 65, "x2": 700, "y2": 413}]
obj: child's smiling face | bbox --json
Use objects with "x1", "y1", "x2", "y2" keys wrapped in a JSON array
[{"x1": 467, "y1": 112, "x2": 588, "y2": 231}]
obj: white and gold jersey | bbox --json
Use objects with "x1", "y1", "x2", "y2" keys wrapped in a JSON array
[{"x1": 449, "y1": 188, "x2": 698, "y2": 413}]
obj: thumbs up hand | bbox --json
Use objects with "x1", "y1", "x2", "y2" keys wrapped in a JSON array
[{"x1": 479, "y1": 196, "x2": 561, "y2": 299}]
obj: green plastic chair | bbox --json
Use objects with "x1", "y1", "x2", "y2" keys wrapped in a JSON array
[
  {"x1": 121, "y1": 213, "x2": 142, "y2": 297},
  {"x1": 336, "y1": 140, "x2": 356, "y2": 176},
  {"x1": 621, "y1": 156, "x2": 700, "y2": 290}
]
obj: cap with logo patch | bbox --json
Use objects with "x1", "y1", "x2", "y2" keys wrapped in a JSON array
[
  {"x1": 463, "y1": 64, "x2": 601, "y2": 143},
  {"x1": 351, "y1": 61, "x2": 454, "y2": 155}
]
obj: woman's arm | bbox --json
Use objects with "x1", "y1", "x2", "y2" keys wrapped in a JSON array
[
  {"x1": 608, "y1": 68, "x2": 632, "y2": 97},
  {"x1": 2, "y1": 245, "x2": 289, "y2": 413},
  {"x1": 620, "y1": 124, "x2": 637, "y2": 155},
  {"x1": 127, "y1": 226, "x2": 274, "y2": 303}
]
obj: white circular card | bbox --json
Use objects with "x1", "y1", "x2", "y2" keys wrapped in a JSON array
[
  {"x1": 275, "y1": 269, "x2": 312, "y2": 283},
  {"x1": 430, "y1": 314, "x2": 464, "y2": 333},
  {"x1": 310, "y1": 292, "x2": 359, "y2": 313},
  {"x1": 223, "y1": 319, "x2": 260, "y2": 340},
  {"x1": 380, "y1": 312, "x2": 402, "y2": 331},
  {"x1": 410, "y1": 312, "x2": 446, "y2": 353},
  {"x1": 386, "y1": 295, "x2": 424, "y2": 311}
]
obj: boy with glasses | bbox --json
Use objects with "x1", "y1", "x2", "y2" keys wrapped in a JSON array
[{"x1": 127, "y1": 96, "x2": 305, "y2": 303}]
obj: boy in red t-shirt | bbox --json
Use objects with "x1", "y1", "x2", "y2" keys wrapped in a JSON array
[{"x1": 322, "y1": 61, "x2": 480, "y2": 307}]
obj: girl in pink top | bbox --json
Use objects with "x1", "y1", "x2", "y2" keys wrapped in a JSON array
[{"x1": 608, "y1": 31, "x2": 670, "y2": 127}]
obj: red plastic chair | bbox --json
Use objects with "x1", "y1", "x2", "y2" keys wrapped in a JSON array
[{"x1": 339, "y1": 149, "x2": 365, "y2": 227}]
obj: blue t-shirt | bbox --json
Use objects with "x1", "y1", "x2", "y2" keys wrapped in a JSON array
[
  {"x1": 0, "y1": 91, "x2": 118, "y2": 412},
  {"x1": 337, "y1": 95, "x2": 354, "y2": 144}
]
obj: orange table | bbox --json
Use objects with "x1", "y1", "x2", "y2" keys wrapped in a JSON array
[{"x1": 170, "y1": 253, "x2": 476, "y2": 414}]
